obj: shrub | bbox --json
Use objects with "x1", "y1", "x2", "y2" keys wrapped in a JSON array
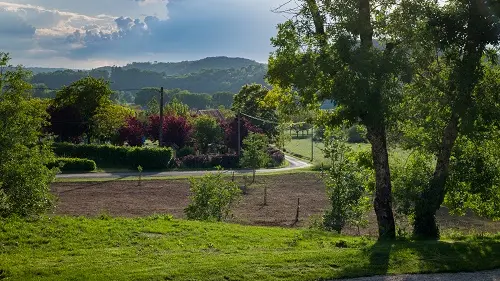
[
  {"x1": 322, "y1": 128, "x2": 371, "y2": 234},
  {"x1": 210, "y1": 154, "x2": 240, "y2": 169},
  {"x1": 391, "y1": 150, "x2": 434, "y2": 220},
  {"x1": 267, "y1": 147, "x2": 285, "y2": 167},
  {"x1": 179, "y1": 154, "x2": 239, "y2": 169},
  {"x1": 127, "y1": 147, "x2": 174, "y2": 170},
  {"x1": 185, "y1": 170, "x2": 242, "y2": 221},
  {"x1": 0, "y1": 158, "x2": 55, "y2": 218},
  {"x1": 48, "y1": 158, "x2": 96, "y2": 172},
  {"x1": 177, "y1": 146, "x2": 196, "y2": 158},
  {"x1": 180, "y1": 155, "x2": 212, "y2": 169},
  {"x1": 53, "y1": 143, "x2": 174, "y2": 170}
]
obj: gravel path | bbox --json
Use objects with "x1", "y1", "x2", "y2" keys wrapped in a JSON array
[{"x1": 335, "y1": 269, "x2": 500, "y2": 281}]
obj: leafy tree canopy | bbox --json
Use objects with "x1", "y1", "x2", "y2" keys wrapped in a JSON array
[{"x1": 0, "y1": 53, "x2": 55, "y2": 217}]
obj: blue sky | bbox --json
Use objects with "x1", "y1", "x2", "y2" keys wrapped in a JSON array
[{"x1": 0, "y1": 0, "x2": 291, "y2": 68}]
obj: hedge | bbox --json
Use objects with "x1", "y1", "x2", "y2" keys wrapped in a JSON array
[
  {"x1": 178, "y1": 148, "x2": 285, "y2": 170},
  {"x1": 179, "y1": 154, "x2": 239, "y2": 169},
  {"x1": 267, "y1": 147, "x2": 285, "y2": 167},
  {"x1": 53, "y1": 143, "x2": 174, "y2": 170},
  {"x1": 48, "y1": 158, "x2": 97, "y2": 172}
]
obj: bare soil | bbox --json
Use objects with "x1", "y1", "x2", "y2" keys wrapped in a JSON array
[{"x1": 51, "y1": 173, "x2": 500, "y2": 236}]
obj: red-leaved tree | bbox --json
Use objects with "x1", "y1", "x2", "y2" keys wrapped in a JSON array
[
  {"x1": 221, "y1": 117, "x2": 261, "y2": 152},
  {"x1": 118, "y1": 117, "x2": 145, "y2": 147},
  {"x1": 147, "y1": 115, "x2": 192, "y2": 148}
]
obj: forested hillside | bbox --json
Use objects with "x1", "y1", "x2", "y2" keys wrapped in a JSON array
[
  {"x1": 118, "y1": 56, "x2": 261, "y2": 75},
  {"x1": 30, "y1": 57, "x2": 268, "y2": 94}
]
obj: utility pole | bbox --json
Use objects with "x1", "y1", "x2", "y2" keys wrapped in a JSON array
[
  {"x1": 311, "y1": 125, "x2": 314, "y2": 162},
  {"x1": 237, "y1": 112, "x2": 241, "y2": 156},
  {"x1": 159, "y1": 87, "x2": 164, "y2": 147}
]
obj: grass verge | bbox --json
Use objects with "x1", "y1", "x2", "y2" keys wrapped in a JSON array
[
  {"x1": 1, "y1": 216, "x2": 500, "y2": 281},
  {"x1": 53, "y1": 169, "x2": 317, "y2": 183}
]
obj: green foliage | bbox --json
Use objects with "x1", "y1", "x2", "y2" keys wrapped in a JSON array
[
  {"x1": 54, "y1": 76, "x2": 113, "y2": 121},
  {"x1": 48, "y1": 158, "x2": 97, "y2": 172},
  {"x1": 322, "y1": 128, "x2": 372, "y2": 234},
  {"x1": 274, "y1": 121, "x2": 292, "y2": 150},
  {"x1": 145, "y1": 97, "x2": 160, "y2": 116},
  {"x1": 0, "y1": 53, "x2": 55, "y2": 218},
  {"x1": 267, "y1": 0, "x2": 420, "y2": 240},
  {"x1": 177, "y1": 146, "x2": 196, "y2": 158},
  {"x1": 347, "y1": 125, "x2": 367, "y2": 144},
  {"x1": 185, "y1": 170, "x2": 242, "y2": 221},
  {"x1": 191, "y1": 115, "x2": 224, "y2": 153},
  {"x1": 32, "y1": 57, "x2": 268, "y2": 94},
  {"x1": 240, "y1": 133, "x2": 271, "y2": 182},
  {"x1": 52, "y1": 76, "x2": 114, "y2": 142},
  {"x1": 173, "y1": 92, "x2": 212, "y2": 110},
  {"x1": 52, "y1": 143, "x2": 174, "y2": 170},
  {"x1": 212, "y1": 91, "x2": 234, "y2": 108},
  {"x1": 91, "y1": 104, "x2": 134, "y2": 143},
  {"x1": 164, "y1": 97, "x2": 190, "y2": 117},
  {"x1": 394, "y1": 0, "x2": 500, "y2": 239},
  {"x1": 232, "y1": 84, "x2": 269, "y2": 114},
  {"x1": 135, "y1": 88, "x2": 161, "y2": 107},
  {"x1": 232, "y1": 84, "x2": 278, "y2": 136},
  {"x1": 445, "y1": 136, "x2": 500, "y2": 220},
  {"x1": 391, "y1": 150, "x2": 435, "y2": 220},
  {"x1": 127, "y1": 146, "x2": 174, "y2": 170}
]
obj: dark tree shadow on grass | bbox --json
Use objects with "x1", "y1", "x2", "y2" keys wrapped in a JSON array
[{"x1": 335, "y1": 238, "x2": 500, "y2": 280}]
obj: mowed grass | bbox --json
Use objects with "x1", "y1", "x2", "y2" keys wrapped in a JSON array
[
  {"x1": 285, "y1": 137, "x2": 370, "y2": 167},
  {"x1": 285, "y1": 137, "x2": 409, "y2": 168},
  {"x1": 1, "y1": 216, "x2": 500, "y2": 281}
]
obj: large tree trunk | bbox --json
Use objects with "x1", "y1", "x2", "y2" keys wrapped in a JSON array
[
  {"x1": 413, "y1": 1, "x2": 486, "y2": 239},
  {"x1": 306, "y1": 0, "x2": 396, "y2": 239},
  {"x1": 366, "y1": 125, "x2": 396, "y2": 240},
  {"x1": 413, "y1": 114, "x2": 460, "y2": 239},
  {"x1": 360, "y1": 0, "x2": 395, "y2": 240}
]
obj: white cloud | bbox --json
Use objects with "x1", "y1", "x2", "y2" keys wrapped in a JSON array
[{"x1": 1, "y1": 0, "x2": 286, "y2": 68}]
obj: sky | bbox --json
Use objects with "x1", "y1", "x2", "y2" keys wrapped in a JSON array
[{"x1": 0, "y1": 0, "x2": 291, "y2": 68}]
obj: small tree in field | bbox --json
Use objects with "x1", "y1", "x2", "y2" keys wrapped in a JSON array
[
  {"x1": 240, "y1": 133, "x2": 270, "y2": 183},
  {"x1": 322, "y1": 128, "x2": 372, "y2": 234},
  {"x1": 185, "y1": 170, "x2": 242, "y2": 222}
]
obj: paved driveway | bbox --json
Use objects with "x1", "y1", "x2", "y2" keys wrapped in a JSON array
[{"x1": 334, "y1": 269, "x2": 500, "y2": 281}]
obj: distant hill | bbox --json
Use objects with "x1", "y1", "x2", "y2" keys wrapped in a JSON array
[
  {"x1": 94, "y1": 56, "x2": 263, "y2": 76},
  {"x1": 27, "y1": 67, "x2": 73, "y2": 74},
  {"x1": 30, "y1": 57, "x2": 269, "y2": 94},
  {"x1": 5, "y1": 67, "x2": 71, "y2": 74}
]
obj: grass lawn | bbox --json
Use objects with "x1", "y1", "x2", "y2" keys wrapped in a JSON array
[
  {"x1": 285, "y1": 137, "x2": 370, "y2": 167},
  {"x1": 1, "y1": 216, "x2": 500, "y2": 281},
  {"x1": 285, "y1": 137, "x2": 408, "y2": 169}
]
